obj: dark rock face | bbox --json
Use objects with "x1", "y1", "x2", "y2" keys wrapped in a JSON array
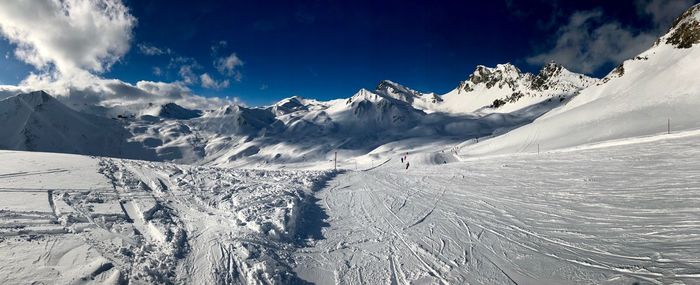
[
  {"x1": 469, "y1": 65, "x2": 520, "y2": 90},
  {"x1": 666, "y1": 4, "x2": 700, "y2": 49},
  {"x1": 531, "y1": 62, "x2": 563, "y2": 91},
  {"x1": 667, "y1": 21, "x2": 700, "y2": 48}
]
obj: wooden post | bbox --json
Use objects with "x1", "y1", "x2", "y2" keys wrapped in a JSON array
[{"x1": 334, "y1": 151, "x2": 337, "y2": 171}]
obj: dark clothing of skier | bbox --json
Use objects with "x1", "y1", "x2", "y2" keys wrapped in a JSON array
[{"x1": 405, "y1": 162, "x2": 410, "y2": 170}]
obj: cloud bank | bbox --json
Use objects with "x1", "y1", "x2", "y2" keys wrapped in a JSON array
[
  {"x1": 0, "y1": 0, "x2": 135, "y2": 76},
  {"x1": 0, "y1": 0, "x2": 239, "y2": 112}
]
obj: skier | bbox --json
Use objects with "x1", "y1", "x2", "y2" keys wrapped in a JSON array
[
  {"x1": 401, "y1": 157, "x2": 404, "y2": 163},
  {"x1": 405, "y1": 162, "x2": 410, "y2": 170}
]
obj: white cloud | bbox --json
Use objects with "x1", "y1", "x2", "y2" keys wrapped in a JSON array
[
  {"x1": 0, "y1": 72, "x2": 238, "y2": 111},
  {"x1": 0, "y1": 0, "x2": 136, "y2": 76},
  {"x1": 214, "y1": 53, "x2": 244, "y2": 81},
  {"x1": 200, "y1": 73, "x2": 230, "y2": 90},
  {"x1": 167, "y1": 56, "x2": 202, "y2": 85},
  {"x1": 0, "y1": 1, "x2": 241, "y2": 112},
  {"x1": 138, "y1": 43, "x2": 171, "y2": 56},
  {"x1": 636, "y1": 0, "x2": 696, "y2": 30},
  {"x1": 152, "y1": 66, "x2": 162, "y2": 76},
  {"x1": 179, "y1": 65, "x2": 199, "y2": 85},
  {"x1": 528, "y1": 1, "x2": 696, "y2": 74}
]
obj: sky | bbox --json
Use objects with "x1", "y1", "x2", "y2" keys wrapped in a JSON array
[{"x1": 0, "y1": 0, "x2": 697, "y2": 107}]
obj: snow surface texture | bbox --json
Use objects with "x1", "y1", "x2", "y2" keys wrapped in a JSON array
[
  {"x1": 4, "y1": 128, "x2": 700, "y2": 284},
  {"x1": 0, "y1": 150, "x2": 332, "y2": 284},
  {"x1": 293, "y1": 131, "x2": 700, "y2": 284}
]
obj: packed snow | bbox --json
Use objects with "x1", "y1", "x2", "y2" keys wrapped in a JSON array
[
  {"x1": 292, "y1": 130, "x2": 700, "y2": 284},
  {"x1": 4, "y1": 127, "x2": 700, "y2": 284},
  {"x1": 0, "y1": 150, "x2": 333, "y2": 284}
]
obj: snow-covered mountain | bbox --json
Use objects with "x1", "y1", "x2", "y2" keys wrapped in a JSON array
[
  {"x1": 373, "y1": 80, "x2": 443, "y2": 111},
  {"x1": 0, "y1": 91, "x2": 154, "y2": 159},
  {"x1": 142, "y1": 102, "x2": 202, "y2": 119},
  {"x1": 463, "y1": 3, "x2": 700, "y2": 156},
  {"x1": 439, "y1": 62, "x2": 598, "y2": 114}
]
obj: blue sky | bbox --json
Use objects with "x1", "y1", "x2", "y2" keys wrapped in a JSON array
[{"x1": 0, "y1": 0, "x2": 697, "y2": 106}]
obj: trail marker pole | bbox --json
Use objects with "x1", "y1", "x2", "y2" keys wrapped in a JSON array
[{"x1": 334, "y1": 152, "x2": 337, "y2": 171}]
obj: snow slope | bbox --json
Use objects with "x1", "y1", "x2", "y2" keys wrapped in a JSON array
[
  {"x1": 463, "y1": 4, "x2": 700, "y2": 157},
  {"x1": 5, "y1": 121, "x2": 700, "y2": 284},
  {"x1": 0, "y1": 91, "x2": 155, "y2": 160},
  {"x1": 0, "y1": 150, "x2": 333, "y2": 284},
  {"x1": 293, "y1": 131, "x2": 700, "y2": 285}
]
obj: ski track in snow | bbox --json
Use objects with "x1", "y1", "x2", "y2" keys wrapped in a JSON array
[
  {"x1": 293, "y1": 133, "x2": 700, "y2": 285},
  {"x1": 0, "y1": 150, "x2": 333, "y2": 284}
]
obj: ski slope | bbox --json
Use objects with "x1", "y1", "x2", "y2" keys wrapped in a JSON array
[
  {"x1": 0, "y1": 150, "x2": 332, "y2": 284},
  {"x1": 2, "y1": 126, "x2": 700, "y2": 284},
  {"x1": 292, "y1": 131, "x2": 700, "y2": 285}
]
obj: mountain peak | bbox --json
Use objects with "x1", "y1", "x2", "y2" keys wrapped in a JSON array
[
  {"x1": 663, "y1": 4, "x2": 700, "y2": 48},
  {"x1": 157, "y1": 102, "x2": 202, "y2": 120},
  {"x1": 271, "y1": 96, "x2": 309, "y2": 115},
  {"x1": 11, "y1": 90, "x2": 56, "y2": 110},
  {"x1": 375, "y1": 80, "x2": 414, "y2": 94},
  {"x1": 537, "y1": 61, "x2": 564, "y2": 78},
  {"x1": 459, "y1": 63, "x2": 523, "y2": 92},
  {"x1": 376, "y1": 79, "x2": 398, "y2": 88}
]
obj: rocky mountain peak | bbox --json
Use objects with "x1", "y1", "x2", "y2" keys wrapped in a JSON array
[
  {"x1": 458, "y1": 63, "x2": 523, "y2": 92},
  {"x1": 664, "y1": 4, "x2": 700, "y2": 48}
]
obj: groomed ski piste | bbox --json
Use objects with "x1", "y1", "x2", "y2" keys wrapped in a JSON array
[{"x1": 2, "y1": 128, "x2": 700, "y2": 284}]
